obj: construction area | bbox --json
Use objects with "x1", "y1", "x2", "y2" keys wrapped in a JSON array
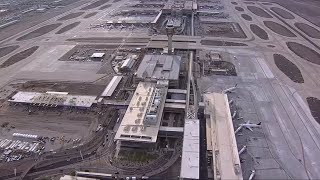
[{"x1": 0, "y1": 0, "x2": 319, "y2": 179}]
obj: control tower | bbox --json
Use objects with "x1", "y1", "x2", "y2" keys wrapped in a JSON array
[{"x1": 166, "y1": 20, "x2": 174, "y2": 55}]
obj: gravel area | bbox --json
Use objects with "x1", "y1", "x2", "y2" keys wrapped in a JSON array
[
  {"x1": 247, "y1": 6, "x2": 272, "y2": 18},
  {"x1": 83, "y1": 12, "x2": 98, "y2": 19},
  {"x1": 0, "y1": 45, "x2": 20, "y2": 58},
  {"x1": 99, "y1": 4, "x2": 112, "y2": 10},
  {"x1": 273, "y1": 54, "x2": 304, "y2": 83},
  {"x1": 57, "y1": 12, "x2": 84, "y2": 21},
  {"x1": 16, "y1": 23, "x2": 62, "y2": 41},
  {"x1": 235, "y1": 7, "x2": 244, "y2": 12},
  {"x1": 264, "y1": 21, "x2": 296, "y2": 37},
  {"x1": 241, "y1": 14, "x2": 252, "y2": 21},
  {"x1": 250, "y1": 24, "x2": 269, "y2": 40},
  {"x1": 56, "y1": 22, "x2": 81, "y2": 34},
  {"x1": 286, "y1": 42, "x2": 320, "y2": 65},
  {"x1": 306, "y1": 97, "x2": 320, "y2": 124},
  {"x1": 80, "y1": 0, "x2": 110, "y2": 10},
  {"x1": 0, "y1": 46, "x2": 39, "y2": 68},
  {"x1": 295, "y1": 22, "x2": 320, "y2": 39},
  {"x1": 201, "y1": 40, "x2": 248, "y2": 46},
  {"x1": 271, "y1": 7, "x2": 294, "y2": 19}
]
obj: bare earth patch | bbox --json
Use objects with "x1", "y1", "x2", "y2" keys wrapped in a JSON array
[
  {"x1": 99, "y1": 4, "x2": 111, "y2": 10},
  {"x1": 17, "y1": 23, "x2": 62, "y2": 41},
  {"x1": 286, "y1": 42, "x2": 320, "y2": 65},
  {"x1": 241, "y1": 14, "x2": 252, "y2": 21},
  {"x1": 295, "y1": 22, "x2": 320, "y2": 39},
  {"x1": 201, "y1": 40, "x2": 248, "y2": 46},
  {"x1": 306, "y1": 97, "x2": 320, "y2": 124},
  {"x1": 247, "y1": 6, "x2": 272, "y2": 18},
  {"x1": 250, "y1": 24, "x2": 269, "y2": 40},
  {"x1": 271, "y1": 7, "x2": 294, "y2": 19},
  {"x1": 0, "y1": 46, "x2": 39, "y2": 68},
  {"x1": 0, "y1": 45, "x2": 20, "y2": 58},
  {"x1": 235, "y1": 7, "x2": 244, "y2": 12},
  {"x1": 57, "y1": 12, "x2": 84, "y2": 21},
  {"x1": 56, "y1": 22, "x2": 81, "y2": 34},
  {"x1": 83, "y1": 12, "x2": 98, "y2": 19},
  {"x1": 264, "y1": 21, "x2": 296, "y2": 37},
  {"x1": 81, "y1": 0, "x2": 110, "y2": 10},
  {"x1": 273, "y1": 54, "x2": 304, "y2": 83}
]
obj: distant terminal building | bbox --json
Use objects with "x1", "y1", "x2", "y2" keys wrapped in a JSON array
[
  {"x1": 162, "y1": 0, "x2": 197, "y2": 15},
  {"x1": 135, "y1": 54, "x2": 181, "y2": 87},
  {"x1": 114, "y1": 81, "x2": 168, "y2": 148},
  {"x1": 9, "y1": 91, "x2": 97, "y2": 108}
]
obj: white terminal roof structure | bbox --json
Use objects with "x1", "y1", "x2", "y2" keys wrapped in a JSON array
[
  {"x1": 90, "y1": 53, "x2": 105, "y2": 58},
  {"x1": 9, "y1": 91, "x2": 97, "y2": 108},
  {"x1": 115, "y1": 81, "x2": 168, "y2": 143},
  {"x1": 121, "y1": 55, "x2": 137, "y2": 69},
  {"x1": 204, "y1": 93, "x2": 243, "y2": 180},
  {"x1": 101, "y1": 76, "x2": 122, "y2": 97},
  {"x1": 180, "y1": 119, "x2": 200, "y2": 179},
  {"x1": 136, "y1": 55, "x2": 181, "y2": 81}
]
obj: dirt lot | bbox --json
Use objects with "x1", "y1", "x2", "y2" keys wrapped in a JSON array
[
  {"x1": 16, "y1": 81, "x2": 106, "y2": 96},
  {"x1": 250, "y1": 24, "x2": 269, "y2": 40},
  {"x1": 286, "y1": 42, "x2": 320, "y2": 65},
  {"x1": 306, "y1": 97, "x2": 320, "y2": 124},
  {"x1": 273, "y1": 54, "x2": 304, "y2": 83},
  {"x1": 201, "y1": 40, "x2": 248, "y2": 46},
  {"x1": 58, "y1": 44, "x2": 115, "y2": 62},
  {"x1": 235, "y1": 7, "x2": 244, "y2": 12},
  {"x1": 0, "y1": 45, "x2": 20, "y2": 58},
  {"x1": 80, "y1": 0, "x2": 110, "y2": 10},
  {"x1": 294, "y1": 22, "x2": 320, "y2": 39},
  {"x1": 241, "y1": 14, "x2": 252, "y2": 21},
  {"x1": 0, "y1": 46, "x2": 39, "y2": 68},
  {"x1": 83, "y1": 12, "x2": 98, "y2": 19},
  {"x1": 99, "y1": 4, "x2": 112, "y2": 10},
  {"x1": 0, "y1": 100, "x2": 104, "y2": 151},
  {"x1": 264, "y1": 20, "x2": 296, "y2": 37},
  {"x1": 57, "y1": 12, "x2": 84, "y2": 21},
  {"x1": 198, "y1": 22, "x2": 247, "y2": 38},
  {"x1": 16, "y1": 23, "x2": 62, "y2": 41},
  {"x1": 247, "y1": 6, "x2": 273, "y2": 18},
  {"x1": 56, "y1": 22, "x2": 81, "y2": 34},
  {"x1": 66, "y1": 37, "x2": 150, "y2": 43},
  {"x1": 270, "y1": 7, "x2": 294, "y2": 19}
]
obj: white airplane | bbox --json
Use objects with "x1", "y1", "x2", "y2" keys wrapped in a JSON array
[
  {"x1": 222, "y1": 84, "x2": 237, "y2": 94},
  {"x1": 249, "y1": 170, "x2": 256, "y2": 180},
  {"x1": 235, "y1": 121, "x2": 261, "y2": 134},
  {"x1": 238, "y1": 145, "x2": 247, "y2": 155}
]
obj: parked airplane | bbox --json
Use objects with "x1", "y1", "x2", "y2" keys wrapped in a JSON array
[
  {"x1": 235, "y1": 121, "x2": 261, "y2": 134},
  {"x1": 222, "y1": 84, "x2": 237, "y2": 94}
]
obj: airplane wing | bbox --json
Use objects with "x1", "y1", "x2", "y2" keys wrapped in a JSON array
[{"x1": 245, "y1": 126, "x2": 253, "y2": 132}]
